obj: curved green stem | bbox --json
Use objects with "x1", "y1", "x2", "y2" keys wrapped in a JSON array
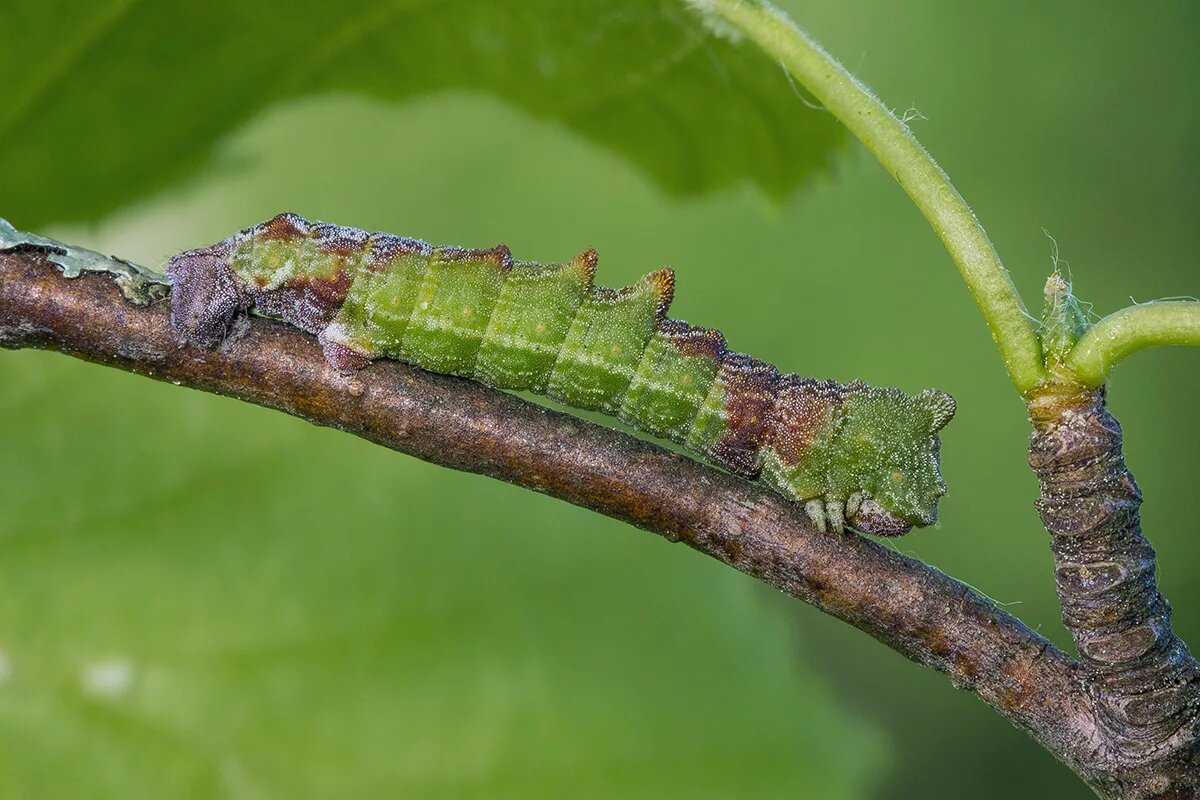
[
  {"x1": 1066, "y1": 301, "x2": 1200, "y2": 387},
  {"x1": 702, "y1": 0, "x2": 1048, "y2": 393}
]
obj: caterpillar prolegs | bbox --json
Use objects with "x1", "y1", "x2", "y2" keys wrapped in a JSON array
[{"x1": 169, "y1": 213, "x2": 956, "y2": 536}]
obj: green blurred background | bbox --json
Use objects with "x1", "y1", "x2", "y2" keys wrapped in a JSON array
[{"x1": 1, "y1": 1, "x2": 1197, "y2": 797}]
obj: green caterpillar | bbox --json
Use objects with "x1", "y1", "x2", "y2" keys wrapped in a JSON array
[{"x1": 169, "y1": 213, "x2": 955, "y2": 536}]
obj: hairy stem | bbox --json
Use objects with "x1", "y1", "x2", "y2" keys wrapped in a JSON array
[
  {"x1": 1067, "y1": 301, "x2": 1200, "y2": 387},
  {"x1": 0, "y1": 250, "x2": 1113, "y2": 788},
  {"x1": 703, "y1": 0, "x2": 1047, "y2": 394}
]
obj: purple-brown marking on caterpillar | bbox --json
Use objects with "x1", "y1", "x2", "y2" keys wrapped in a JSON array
[
  {"x1": 313, "y1": 222, "x2": 371, "y2": 257},
  {"x1": 321, "y1": 338, "x2": 372, "y2": 373},
  {"x1": 254, "y1": 268, "x2": 354, "y2": 336},
  {"x1": 436, "y1": 244, "x2": 514, "y2": 269},
  {"x1": 659, "y1": 319, "x2": 727, "y2": 361},
  {"x1": 851, "y1": 497, "x2": 913, "y2": 537},
  {"x1": 710, "y1": 353, "x2": 780, "y2": 477},
  {"x1": 168, "y1": 241, "x2": 245, "y2": 348},
  {"x1": 365, "y1": 233, "x2": 431, "y2": 273},
  {"x1": 228, "y1": 222, "x2": 365, "y2": 335},
  {"x1": 768, "y1": 376, "x2": 846, "y2": 467},
  {"x1": 254, "y1": 212, "x2": 311, "y2": 242}
]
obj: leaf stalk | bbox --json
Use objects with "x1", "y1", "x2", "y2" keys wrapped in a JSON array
[
  {"x1": 702, "y1": 0, "x2": 1048, "y2": 393},
  {"x1": 1066, "y1": 301, "x2": 1200, "y2": 387}
]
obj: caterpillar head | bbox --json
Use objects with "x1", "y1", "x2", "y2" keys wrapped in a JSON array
[
  {"x1": 841, "y1": 388, "x2": 956, "y2": 536},
  {"x1": 168, "y1": 243, "x2": 244, "y2": 348}
]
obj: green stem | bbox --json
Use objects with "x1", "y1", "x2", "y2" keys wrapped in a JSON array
[
  {"x1": 1066, "y1": 301, "x2": 1200, "y2": 387},
  {"x1": 703, "y1": 0, "x2": 1048, "y2": 393}
]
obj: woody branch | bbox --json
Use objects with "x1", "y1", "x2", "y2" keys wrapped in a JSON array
[
  {"x1": 0, "y1": 248, "x2": 1105, "y2": 787},
  {"x1": 1027, "y1": 388, "x2": 1200, "y2": 796}
]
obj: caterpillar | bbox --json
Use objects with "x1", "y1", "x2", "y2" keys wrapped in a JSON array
[{"x1": 169, "y1": 213, "x2": 955, "y2": 536}]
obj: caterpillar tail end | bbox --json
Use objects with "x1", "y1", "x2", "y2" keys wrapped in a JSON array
[{"x1": 167, "y1": 245, "x2": 243, "y2": 349}]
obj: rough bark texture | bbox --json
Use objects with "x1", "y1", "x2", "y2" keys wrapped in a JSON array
[
  {"x1": 1029, "y1": 389, "x2": 1200, "y2": 798},
  {"x1": 6, "y1": 248, "x2": 1200, "y2": 795}
]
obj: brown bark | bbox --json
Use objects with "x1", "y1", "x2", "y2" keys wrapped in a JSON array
[{"x1": 1029, "y1": 390, "x2": 1200, "y2": 797}]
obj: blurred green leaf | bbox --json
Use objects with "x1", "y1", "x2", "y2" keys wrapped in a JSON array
[
  {"x1": 0, "y1": 350, "x2": 882, "y2": 797},
  {"x1": 0, "y1": 0, "x2": 845, "y2": 228}
]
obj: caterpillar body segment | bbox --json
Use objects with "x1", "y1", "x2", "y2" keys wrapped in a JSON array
[
  {"x1": 170, "y1": 213, "x2": 956, "y2": 536},
  {"x1": 476, "y1": 251, "x2": 596, "y2": 392},
  {"x1": 544, "y1": 267, "x2": 673, "y2": 414}
]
